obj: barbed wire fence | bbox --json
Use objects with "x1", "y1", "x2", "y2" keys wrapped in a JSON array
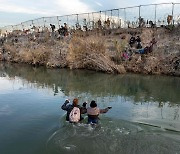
[{"x1": 0, "y1": 2, "x2": 180, "y2": 35}]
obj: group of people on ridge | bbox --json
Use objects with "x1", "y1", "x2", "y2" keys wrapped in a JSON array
[
  {"x1": 122, "y1": 35, "x2": 157, "y2": 60},
  {"x1": 129, "y1": 35, "x2": 157, "y2": 54},
  {"x1": 129, "y1": 35, "x2": 142, "y2": 49},
  {"x1": 61, "y1": 98, "x2": 111, "y2": 124},
  {"x1": 50, "y1": 23, "x2": 68, "y2": 38}
]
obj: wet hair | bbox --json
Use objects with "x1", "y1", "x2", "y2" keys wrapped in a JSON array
[
  {"x1": 73, "y1": 98, "x2": 78, "y2": 106},
  {"x1": 90, "y1": 100, "x2": 97, "y2": 108}
]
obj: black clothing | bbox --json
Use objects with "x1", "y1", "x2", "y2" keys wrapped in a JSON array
[
  {"x1": 136, "y1": 37, "x2": 141, "y2": 43},
  {"x1": 50, "y1": 24, "x2": 55, "y2": 32},
  {"x1": 129, "y1": 36, "x2": 136, "y2": 47},
  {"x1": 61, "y1": 100, "x2": 87, "y2": 121}
]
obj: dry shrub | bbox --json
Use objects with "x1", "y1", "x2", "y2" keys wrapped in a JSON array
[
  {"x1": 68, "y1": 36, "x2": 105, "y2": 61},
  {"x1": 72, "y1": 30, "x2": 87, "y2": 37},
  {"x1": 0, "y1": 52, "x2": 2, "y2": 61},
  {"x1": 3, "y1": 44, "x2": 18, "y2": 61},
  {"x1": 46, "y1": 48, "x2": 68, "y2": 68},
  {"x1": 4, "y1": 44, "x2": 16, "y2": 54},
  {"x1": 19, "y1": 49, "x2": 33, "y2": 63},
  {"x1": 113, "y1": 39, "x2": 128, "y2": 64},
  {"x1": 31, "y1": 47, "x2": 50, "y2": 65},
  {"x1": 17, "y1": 45, "x2": 50, "y2": 65},
  {"x1": 143, "y1": 56, "x2": 160, "y2": 74},
  {"x1": 67, "y1": 36, "x2": 125, "y2": 73},
  {"x1": 46, "y1": 41, "x2": 69, "y2": 68}
]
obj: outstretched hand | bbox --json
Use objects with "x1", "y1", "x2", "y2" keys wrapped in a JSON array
[{"x1": 108, "y1": 106, "x2": 112, "y2": 109}]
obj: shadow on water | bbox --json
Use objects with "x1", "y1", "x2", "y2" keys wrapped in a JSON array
[
  {"x1": 45, "y1": 117, "x2": 180, "y2": 154},
  {"x1": 0, "y1": 62, "x2": 180, "y2": 104}
]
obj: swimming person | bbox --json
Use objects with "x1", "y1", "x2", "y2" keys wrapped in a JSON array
[
  {"x1": 87, "y1": 100, "x2": 112, "y2": 124},
  {"x1": 61, "y1": 98, "x2": 87, "y2": 123}
]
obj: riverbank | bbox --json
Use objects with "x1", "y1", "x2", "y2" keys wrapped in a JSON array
[{"x1": 0, "y1": 27, "x2": 180, "y2": 76}]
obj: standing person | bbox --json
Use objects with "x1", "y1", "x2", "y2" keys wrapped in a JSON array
[
  {"x1": 50, "y1": 24, "x2": 56, "y2": 38},
  {"x1": 106, "y1": 18, "x2": 110, "y2": 29},
  {"x1": 129, "y1": 35, "x2": 136, "y2": 47},
  {"x1": 87, "y1": 100, "x2": 112, "y2": 124},
  {"x1": 64, "y1": 23, "x2": 68, "y2": 36},
  {"x1": 97, "y1": 19, "x2": 102, "y2": 29},
  {"x1": 50, "y1": 24, "x2": 55, "y2": 32},
  {"x1": 61, "y1": 98, "x2": 87, "y2": 123},
  {"x1": 136, "y1": 36, "x2": 142, "y2": 49}
]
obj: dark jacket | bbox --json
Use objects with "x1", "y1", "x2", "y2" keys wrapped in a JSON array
[{"x1": 61, "y1": 100, "x2": 87, "y2": 121}]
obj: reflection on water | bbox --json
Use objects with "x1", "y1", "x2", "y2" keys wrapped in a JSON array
[
  {"x1": 0, "y1": 63, "x2": 180, "y2": 103},
  {"x1": 0, "y1": 62, "x2": 180, "y2": 154}
]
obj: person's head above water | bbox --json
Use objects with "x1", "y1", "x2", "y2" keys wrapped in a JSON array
[
  {"x1": 73, "y1": 98, "x2": 78, "y2": 106},
  {"x1": 90, "y1": 100, "x2": 97, "y2": 108}
]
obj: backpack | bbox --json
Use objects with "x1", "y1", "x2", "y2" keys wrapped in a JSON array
[{"x1": 69, "y1": 107, "x2": 80, "y2": 122}]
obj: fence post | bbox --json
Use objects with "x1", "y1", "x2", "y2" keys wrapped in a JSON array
[
  {"x1": 43, "y1": 17, "x2": 45, "y2": 27},
  {"x1": 118, "y1": 9, "x2": 120, "y2": 28},
  {"x1": 92, "y1": 12, "x2": 95, "y2": 28},
  {"x1": 154, "y1": 4, "x2": 157, "y2": 25},
  {"x1": 49, "y1": 18, "x2": 51, "y2": 27},
  {"x1": 138, "y1": 5, "x2": 141, "y2": 28},
  {"x1": 172, "y1": 3, "x2": 174, "y2": 25},
  {"x1": 87, "y1": 13, "x2": 90, "y2": 29},
  {"x1": 57, "y1": 16, "x2": 60, "y2": 28},
  {"x1": 21, "y1": 23, "x2": 24, "y2": 30},
  {"x1": 67, "y1": 15, "x2": 69, "y2": 25},
  {"x1": 32, "y1": 20, "x2": 34, "y2": 27},
  {"x1": 111, "y1": 10, "x2": 112, "y2": 19},
  {"x1": 124, "y1": 8, "x2": 126, "y2": 28},
  {"x1": 111, "y1": 10, "x2": 112, "y2": 28},
  {"x1": 76, "y1": 14, "x2": 79, "y2": 25}
]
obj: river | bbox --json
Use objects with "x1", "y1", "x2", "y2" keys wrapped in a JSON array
[{"x1": 0, "y1": 63, "x2": 180, "y2": 154}]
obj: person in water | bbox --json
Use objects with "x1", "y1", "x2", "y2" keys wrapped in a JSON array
[
  {"x1": 87, "y1": 100, "x2": 112, "y2": 124},
  {"x1": 61, "y1": 98, "x2": 87, "y2": 122}
]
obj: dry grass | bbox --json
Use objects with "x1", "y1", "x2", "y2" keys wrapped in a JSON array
[
  {"x1": 112, "y1": 39, "x2": 128, "y2": 64},
  {"x1": 2, "y1": 27, "x2": 179, "y2": 76},
  {"x1": 31, "y1": 48, "x2": 50, "y2": 65},
  {"x1": 2, "y1": 35, "x2": 126, "y2": 73},
  {"x1": 68, "y1": 36, "x2": 105, "y2": 61},
  {"x1": 4, "y1": 42, "x2": 50, "y2": 65},
  {"x1": 67, "y1": 36, "x2": 125, "y2": 73}
]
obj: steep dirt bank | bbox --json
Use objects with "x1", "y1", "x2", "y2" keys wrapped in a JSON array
[{"x1": 0, "y1": 27, "x2": 180, "y2": 76}]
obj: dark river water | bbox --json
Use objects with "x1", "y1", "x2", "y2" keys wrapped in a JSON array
[{"x1": 0, "y1": 63, "x2": 180, "y2": 154}]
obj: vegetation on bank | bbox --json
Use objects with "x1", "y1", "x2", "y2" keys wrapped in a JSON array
[{"x1": 0, "y1": 27, "x2": 180, "y2": 76}]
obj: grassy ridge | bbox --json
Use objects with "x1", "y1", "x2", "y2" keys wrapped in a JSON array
[{"x1": 0, "y1": 27, "x2": 179, "y2": 76}]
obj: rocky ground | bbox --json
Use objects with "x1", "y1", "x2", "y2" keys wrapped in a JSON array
[{"x1": 0, "y1": 27, "x2": 180, "y2": 76}]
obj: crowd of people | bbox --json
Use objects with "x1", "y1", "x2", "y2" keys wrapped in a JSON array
[
  {"x1": 1, "y1": 12, "x2": 175, "y2": 43},
  {"x1": 50, "y1": 23, "x2": 69, "y2": 37},
  {"x1": 61, "y1": 98, "x2": 112, "y2": 125},
  {"x1": 121, "y1": 35, "x2": 157, "y2": 60}
]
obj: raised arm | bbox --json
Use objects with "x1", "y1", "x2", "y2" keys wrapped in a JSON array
[{"x1": 61, "y1": 100, "x2": 70, "y2": 111}]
